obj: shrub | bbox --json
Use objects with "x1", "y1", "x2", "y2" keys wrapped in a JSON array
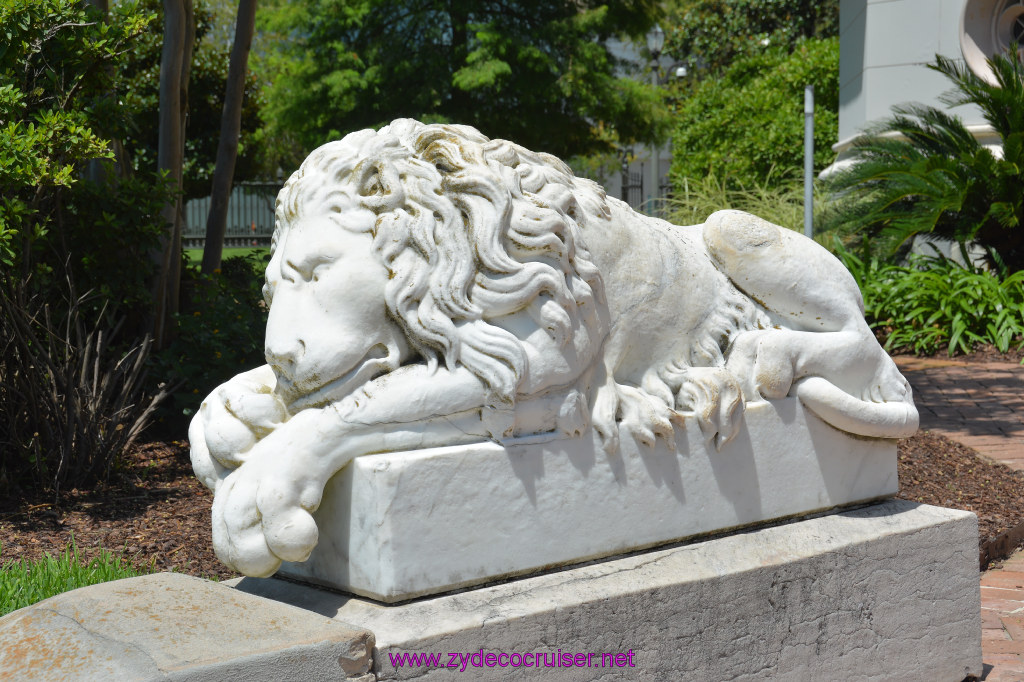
[
  {"x1": 835, "y1": 242, "x2": 1024, "y2": 356},
  {"x1": 823, "y1": 49, "x2": 1024, "y2": 270},
  {"x1": 0, "y1": 278, "x2": 168, "y2": 497},
  {"x1": 668, "y1": 37, "x2": 838, "y2": 190},
  {"x1": 664, "y1": 0, "x2": 838, "y2": 77},
  {"x1": 1, "y1": 0, "x2": 169, "y2": 327},
  {"x1": 153, "y1": 252, "x2": 270, "y2": 421}
]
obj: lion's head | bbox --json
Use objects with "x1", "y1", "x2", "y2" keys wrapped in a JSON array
[{"x1": 263, "y1": 119, "x2": 607, "y2": 411}]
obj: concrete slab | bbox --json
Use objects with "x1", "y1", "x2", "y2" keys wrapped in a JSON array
[
  {"x1": 238, "y1": 499, "x2": 982, "y2": 681},
  {"x1": 0, "y1": 572, "x2": 374, "y2": 681}
]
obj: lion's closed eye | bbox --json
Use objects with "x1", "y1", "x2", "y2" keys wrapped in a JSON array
[
  {"x1": 311, "y1": 260, "x2": 333, "y2": 282},
  {"x1": 286, "y1": 255, "x2": 336, "y2": 283}
]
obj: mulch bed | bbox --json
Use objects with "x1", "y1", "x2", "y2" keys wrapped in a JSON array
[
  {"x1": 0, "y1": 440, "x2": 235, "y2": 581},
  {"x1": 951, "y1": 344, "x2": 1024, "y2": 364},
  {"x1": 3, "y1": 347, "x2": 1024, "y2": 579},
  {"x1": 898, "y1": 430, "x2": 1024, "y2": 567}
]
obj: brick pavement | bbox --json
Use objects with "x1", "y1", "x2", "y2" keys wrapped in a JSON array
[{"x1": 896, "y1": 357, "x2": 1024, "y2": 681}]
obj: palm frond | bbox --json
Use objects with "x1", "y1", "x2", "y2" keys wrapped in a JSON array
[
  {"x1": 824, "y1": 47, "x2": 1024, "y2": 270},
  {"x1": 931, "y1": 48, "x2": 1024, "y2": 138}
]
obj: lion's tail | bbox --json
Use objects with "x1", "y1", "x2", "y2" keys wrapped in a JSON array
[{"x1": 792, "y1": 376, "x2": 919, "y2": 439}]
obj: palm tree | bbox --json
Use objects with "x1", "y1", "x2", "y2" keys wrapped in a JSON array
[{"x1": 825, "y1": 48, "x2": 1024, "y2": 271}]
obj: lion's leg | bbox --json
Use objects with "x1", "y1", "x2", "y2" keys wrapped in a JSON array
[
  {"x1": 725, "y1": 326, "x2": 911, "y2": 403},
  {"x1": 722, "y1": 326, "x2": 918, "y2": 440},
  {"x1": 702, "y1": 210, "x2": 866, "y2": 334},
  {"x1": 703, "y1": 209, "x2": 870, "y2": 400},
  {"x1": 210, "y1": 365, "x2": 493, "y2": 576},
  {"x1": 703, "y1": 210, "x2": 907, "y2": 402},
  {"x1": 703, "y1": 210, "x2": 916, "y2": 437}
]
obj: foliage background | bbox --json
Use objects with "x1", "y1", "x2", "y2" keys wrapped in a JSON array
[
  {"x1": 665, "y1": 172, "x2": 823, "y2": 234},
  {"x1": 663, "y1": 0, "x2": 838, "y2": 76},
  {"x1": 0, "y1": 0, "x2": 168, "y2": 317},
  {"x1": 255, "y1": 0, "x2": 670, "y2": 166},
  {"x1": 822, "y1": 50, "x2": 1024, "y2": 271},
  {"x1": 119, "y1": 0, "x2": 269, "y2": 200},
  {"x1": 668, "y1": 37, "x2": 839, "y2": 190},
  {"x1": 838, "y1": 244, "x2": 1024, "y2": 356},
  {"x1": 155, "y1": 252, "x2": 269, "y2": 419}
]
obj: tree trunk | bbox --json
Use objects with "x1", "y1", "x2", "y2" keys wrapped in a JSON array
[
  {"x1": 447, "y1": 2, "x2": 470, "y2": 116},
  {"x1": 201, "y1": 0, "x2": 258, "y2": 276},
  {"x1": 85, "y1": 0, "x2": 117, "y2": 186},
  {"x1": 169, "y1": 0, "x2": 195, "y2": 320},
  {"x1": 152, "y1": 0, "x2": 194, "y2": 347}
]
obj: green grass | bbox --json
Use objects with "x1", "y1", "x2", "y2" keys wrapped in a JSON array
[
  {"x1": 0, "y1": 540, "x2": 148, "y2": 617},
  {"x1": 184, "y1": 246, "x2": 269, "y2": 264}
]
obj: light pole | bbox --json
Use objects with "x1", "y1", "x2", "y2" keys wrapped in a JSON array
[
  {"x1": 646, "y1": 24, "x2": 665, "y2": 216},
  {"x1": 803, "y1": 85, "x2": 814, "y2": 239}
]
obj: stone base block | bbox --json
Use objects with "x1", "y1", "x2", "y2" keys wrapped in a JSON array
[
  {"x1": 237, "y1": 500, "x2": 982, "y2": 681},
  {"x1": 280, "y1": 398, "x2": 897, "y2": 601},
  {"x1": 0, "y1": 573, "x2": 374, "y2": 681}
]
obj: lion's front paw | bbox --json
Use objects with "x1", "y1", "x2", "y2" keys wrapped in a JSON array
[
  {"x1": 210, "y1": 460, "x2": 321, "y2": 577},
  {"x1": 191, "y1": 367, "x2": 289, "y2": 494},
  {"x1": 210, "y1": 466, "x2": 280, "y2": 576},
  {"x1": 593, "y1": 380, "x2": 677, "y2": 452},
  {"x1": 205, "y1": 390, "x2": 289, "y2": 468}
]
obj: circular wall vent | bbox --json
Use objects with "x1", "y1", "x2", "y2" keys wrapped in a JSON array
[{"x1": 961, "y1": 0, "x2": 1024, "y2": 82}]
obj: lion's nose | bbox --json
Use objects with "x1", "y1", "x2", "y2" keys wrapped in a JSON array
[
  {"x1": 264, "y1": 290, "x2": 305, "y2": 377},
  {"x1": 265, "y1": 337, "x2": 305, "y2": 377}
]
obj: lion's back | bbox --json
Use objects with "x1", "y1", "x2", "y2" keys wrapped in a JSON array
[{"x1": 579, "y1": 200, "x2": 751, "y2": 380}]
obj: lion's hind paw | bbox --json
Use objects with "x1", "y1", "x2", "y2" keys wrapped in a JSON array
[{"x1": 673, "y1": 367, "x2": 744, "y2": 450}]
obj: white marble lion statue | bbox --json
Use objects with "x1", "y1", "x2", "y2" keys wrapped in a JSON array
[{"x1": 190, "y1": 119, "x2": 918, "y2": 576}]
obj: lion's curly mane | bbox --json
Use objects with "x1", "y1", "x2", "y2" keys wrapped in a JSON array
[{"x1": 273, "y1": 119, "x2": 605, "y2": 408}]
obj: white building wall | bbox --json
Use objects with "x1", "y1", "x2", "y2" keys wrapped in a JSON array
[
  {"x1": 837, "y1": 0, "x2": 987, "y2": 151},
  {"x1": 835, "y1": 0, "x2": 1019, "y2": 164},
  {"x1": 833, "y1": 0, "x2": 1017, "y2": 263}
]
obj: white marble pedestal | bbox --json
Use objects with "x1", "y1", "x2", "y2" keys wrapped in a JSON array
[
  {"x1": 238, "y1": 500, "x2": 982, "y2": 681},
  {"x1": 279, "y1": 398, "x2": 898, "y2": 602}
]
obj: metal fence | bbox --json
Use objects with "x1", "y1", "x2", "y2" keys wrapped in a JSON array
[
  {"x1": 620, "y1": 164, "x2": 671, "y2": 217},
  {"x1": 183, "y1": 182, "x2": 282, "y2": 248},
  {"x1": 654, "y1": 179, "x2": 672, "y2": 219},
  {"x1": 622, "y1": 168, "x2": 645, "y2": 209},
  {"x1": 183, "y1": 173, "x2": 672, "y2": 250}
]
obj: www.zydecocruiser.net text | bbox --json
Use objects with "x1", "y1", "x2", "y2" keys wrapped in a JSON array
[{"x1": 387, "y1": 649, "x2": 638, "y2": 672}]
